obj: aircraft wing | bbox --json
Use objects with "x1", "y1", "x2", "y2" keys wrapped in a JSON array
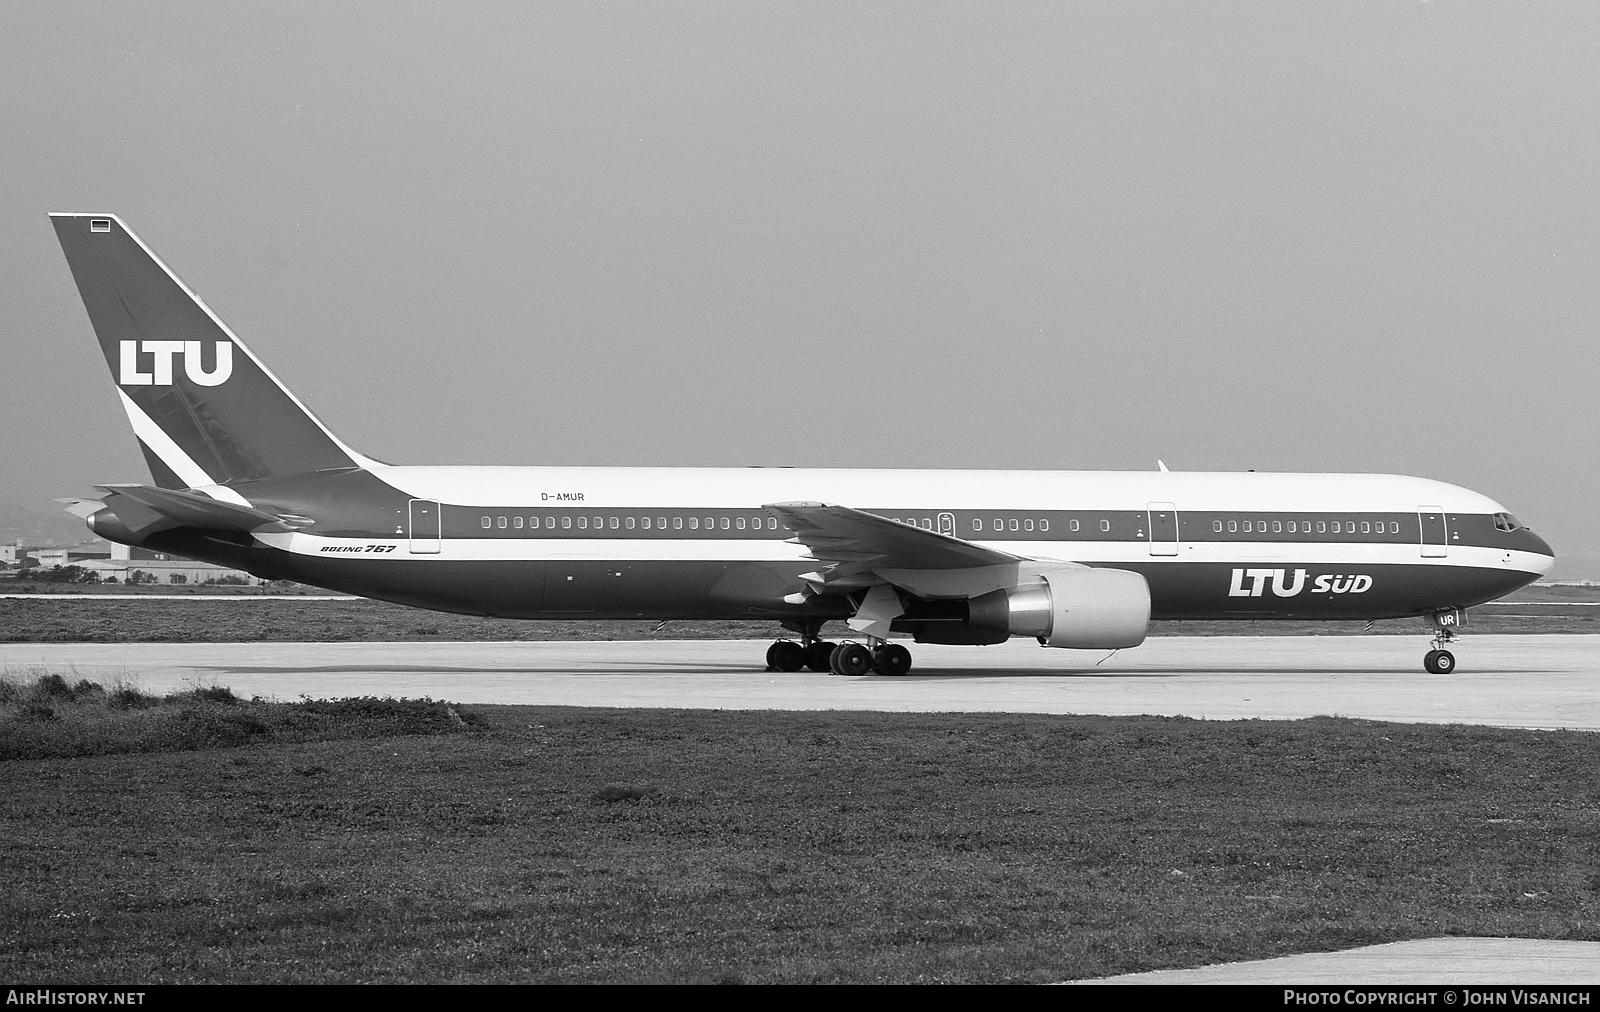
[
  {"x1": 764, "y1": 500, "x2": 1025, "y2": 593},
  {"x1": 90, "y1": 484, "x2": 310, "y2": 535}
]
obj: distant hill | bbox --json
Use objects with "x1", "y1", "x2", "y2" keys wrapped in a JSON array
[
  {"x1": 0, "y1": 503, "x2": 97, "y2": 548},
  {"x1": 1547, "y1": 555, "x2": 1600, "y2": 583}
]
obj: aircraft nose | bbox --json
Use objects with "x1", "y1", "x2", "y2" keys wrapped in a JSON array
[{"x1": 1523, "y1": 530, "x2": 1556, "y2": 574}]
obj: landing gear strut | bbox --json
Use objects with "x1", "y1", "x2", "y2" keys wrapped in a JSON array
[{"x1": 1423, "y1": 608, "x2": 1465, "y2": 674}]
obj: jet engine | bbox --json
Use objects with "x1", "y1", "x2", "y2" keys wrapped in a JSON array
[{"x1": 965, "y1": 566, "x2": 1151, "y2": 649}]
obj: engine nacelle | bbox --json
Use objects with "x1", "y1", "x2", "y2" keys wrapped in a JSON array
[{"x1": 968, "y1": 566, "x2": 1150, "y2": 649}]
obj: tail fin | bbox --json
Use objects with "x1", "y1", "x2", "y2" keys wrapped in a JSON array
[{"x1": 50, "y1": 213, "x2": 373, "y2": 490}]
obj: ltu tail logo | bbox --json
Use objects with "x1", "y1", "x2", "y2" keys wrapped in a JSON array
[
  {"x1": 118, "y1": 340, "x2": 232, "y2": 387},
  {"x1": 1229, "y1": 568, "x2": 1372, "y2": 597}
]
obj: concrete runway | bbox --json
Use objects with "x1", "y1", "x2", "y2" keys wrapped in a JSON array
[{"x1": 3, "y1": 633, "x2": 1598, "y2": 729}]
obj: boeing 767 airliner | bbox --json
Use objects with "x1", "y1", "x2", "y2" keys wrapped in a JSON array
[{"x1": 48, "y1": 213, "x2": 1555, "y2": 675}]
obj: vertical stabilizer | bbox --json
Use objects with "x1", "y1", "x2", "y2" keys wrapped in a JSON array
[{"x1": 50, "y1": 213, "x2": 372, "y2": 489}]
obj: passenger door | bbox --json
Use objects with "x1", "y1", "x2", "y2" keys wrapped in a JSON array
[
  {"x1": 1418, "y1": 506, "x2": 1448, "y2": 558},
  {"x1": 1147, "y1": 502, "x2": 1178, "y2": 556}
]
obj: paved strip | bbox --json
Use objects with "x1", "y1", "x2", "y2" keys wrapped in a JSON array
[
  {"x1": 1075, "y1": 936, "x2": 1600, "y2": 984},
  {"x1": 3, "y1": 634, "x2": 1598, "y2": 729}
]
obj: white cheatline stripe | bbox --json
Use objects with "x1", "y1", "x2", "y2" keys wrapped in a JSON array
[
  {"x1": 114, "y1": 389, "x2": 250, "y2": 506},
  {"x1": 254, "y1": 533, "x2": 1551, "y2": 575}
]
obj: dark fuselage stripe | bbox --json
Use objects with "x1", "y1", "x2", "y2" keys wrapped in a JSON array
[{"x1": 431, "y1": 506, "x2": 1540, "y2": 555}]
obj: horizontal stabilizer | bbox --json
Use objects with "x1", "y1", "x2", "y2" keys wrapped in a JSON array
[
  {"x1": 55, "y1": 497, "x2": 107, "y2": 521},
  {"x1": 94, "y1": 483, "x2": 312, "y2": 535}
]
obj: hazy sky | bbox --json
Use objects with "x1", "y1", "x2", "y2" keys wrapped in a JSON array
[{"x1": 4, "y1": 3, "x2": 1598, "y2": 567}]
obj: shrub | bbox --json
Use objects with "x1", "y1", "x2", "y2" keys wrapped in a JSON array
[
  {"x1": 108, "y1": 684, "x2": 159, "y2": 710},
  {"x1": 19, "y1": 702, "x2": 55, "y2": 722},
  {"x1": 185, "y1": 685, "x2": 239, "y2": 705},
  {"x1": 34, "y1": 673, "x2": 75, "y2": 701},
  {"x1": 36, "y1": 566, "x2": 99, "y2": 585}
]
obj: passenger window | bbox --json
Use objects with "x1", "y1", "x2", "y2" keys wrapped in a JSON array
[
  {"x1": 626, "y1": 517, "x2": 636, "y2": 530},
  {"x1": 1021, "y1": 519, "x2": 1031, "y2": 532},
  {"x1": 674, "y1": 517, "x2": 683, "y2": 530},
  {"x1": 497, "y1": 517, "x2": 507, "y2": 529},
  {"x1": 1040, "y1": 519, "x2": 1049, "y2": 532},
  {"x1": 1009, "y1": 519, "x2": 1019, "y2": 531},
  {"x1": 1213, "y1": 521, "x2": 1223, "y2": 533},
  {"x1": 1391, "y1": 522, "x2": 1400, "y2": 534},
  {"x1": 658, "y1": 517, "x2": 667, "y2": 529},
  {"x1": 972, "y1": 519, "x2": 983, "y2": 531},
  {"x1": 1070, "y1": 519, "x2": 1080, "y2": 532},
  {"x1": 1272, "y1": 521, "x2": 1282, "y2": 534},
  {"x1": 562, "y1": 517, "x2": 572, "y2": 529},
  {"x1": 1361, "y1": 521, "x2": 1371, "y2": 534},
  {"x1": 577, "y1": 517, "x2": 588, "y2": 530},
  {"x1": 480, "y1": 517, "x2": 491, "y2": 529},
  {"x1": 768, "y1": 518, "x2": 778, "y2": 529},
  {"x1": 641, "y1": 517, "x2": 651, "y2": 530},
  {"x1": 1100, "y1": 519, "x2": 1110, "y2": 532},
  {"x1": 737, "y1": 517, "x2": 746, "y2": 530},
  {"x1": 1227, "y1": 520, "x2": 1237, "y2": 533},
  {"x1": 514, "y1": 517, "x2": 523, "y2": 529},
  {"x1": 721, "y1": 518, "x2": 731, "y2": 530},
  {"x1": 610, "y1": 517, "x2": 620, "y2": 530},
  {"x1": 689, "y1": 517, "x2": 699, "y2": 530}
]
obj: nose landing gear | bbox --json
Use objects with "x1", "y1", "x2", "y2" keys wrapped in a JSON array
[{"x1": 1423, "y1": 608, "x2": 1465, "y2": 674}]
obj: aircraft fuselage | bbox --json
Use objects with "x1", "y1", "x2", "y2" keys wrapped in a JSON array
[{"x1": 106, "y1": 464, "x2": 1553, "y2": 625}]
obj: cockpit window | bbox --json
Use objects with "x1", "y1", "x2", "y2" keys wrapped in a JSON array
[{"x1": 1493, "y1": 512, "x2": 1522, "y2": 532}]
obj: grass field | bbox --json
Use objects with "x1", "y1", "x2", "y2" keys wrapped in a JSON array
[
  {"x1": 3, "y1": 681, "x2": 1599, "y2": 983},
  {"x1": 0, "y1": 581, "x2": 1595, "y2": 642}
]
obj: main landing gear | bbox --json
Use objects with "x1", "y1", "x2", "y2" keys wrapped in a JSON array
[
  {"x1": 1423, "y1": 608, "x2": 1465, "y2": 674},
  {"x1": 765, "y1": 623, "x2": 913, "y2": 676},
  {"x1": 765, "y1": 638, "x2": 837, "y2": 673},
  {"x1": 766, "y1": 620, "x2": 839, "y2": 673},
  {"x1": 827, "y1": 641, "x2": 912, "y2": 676}
]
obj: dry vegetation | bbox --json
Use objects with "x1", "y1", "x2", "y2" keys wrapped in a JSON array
[{"x1": 3, "y1": 677, "x2": 1598, "y2": 983}]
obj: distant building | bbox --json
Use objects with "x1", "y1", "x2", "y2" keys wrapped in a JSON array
[
  {"x1": 9, "y1": 538, "x2": 266, "y2": 586},
  {"x1": 66, "y1": 558, "x2": 267, "y2": 586}
]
